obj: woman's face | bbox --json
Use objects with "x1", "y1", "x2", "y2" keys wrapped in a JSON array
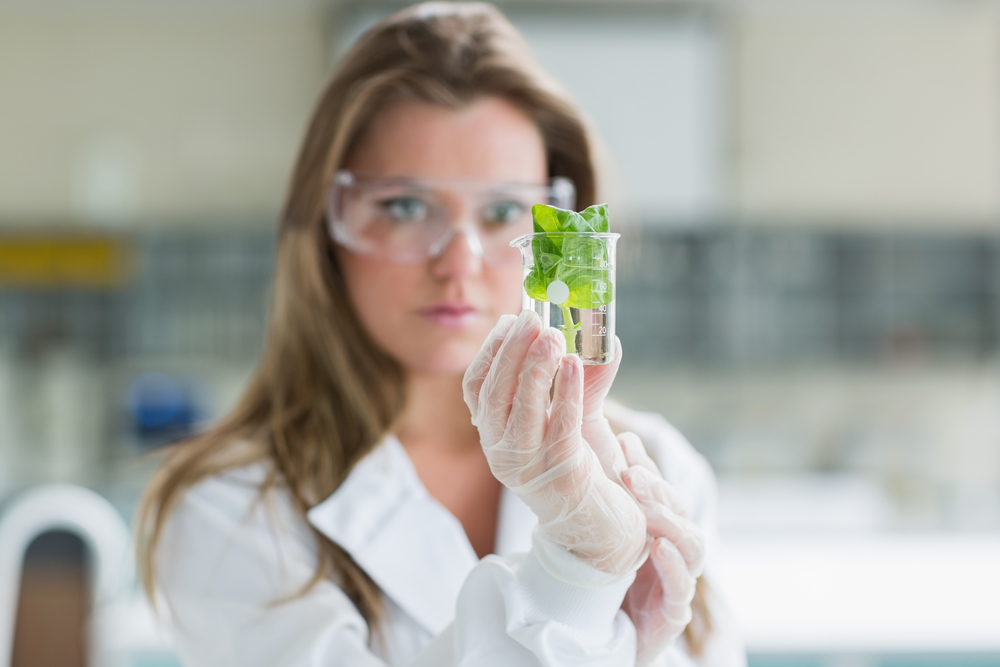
[{"x1": 337, "y1": 97, "x2": 547, "y2": 377}]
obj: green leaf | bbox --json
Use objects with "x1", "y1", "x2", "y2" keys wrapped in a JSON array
[
  {"x1": 532, "y1": 232, "x2": 561, "y2": 263},
  {"x1": 578, "y1": 204, "x2": 610, "y2": 233},
  {"x1": 531, "y1": 204, "x2": 571, "y2": 234},
  {"x1": 537, "y1": 252, "x2": 561, "y2": 273},
  {"x1": 532, "y1": 204, "x2": 611, "y2": 235},
  {"x1": 527, "y1": 203, "x2": 614, "y2": 311},
  {"x1": 557, "y1": 264, "x2": 613, "y2": 309},
  {"x1": 524, "y1": 271, "x2": 549, "y2": 301}
]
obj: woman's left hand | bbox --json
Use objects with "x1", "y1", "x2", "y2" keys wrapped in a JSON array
[{"x1": 618, "y1": 432, "x2": 706, "y2": 663}]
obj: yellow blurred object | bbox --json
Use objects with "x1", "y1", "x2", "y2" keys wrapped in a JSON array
[{"x1": 0, "y1": 236, "x2": 132, "y2": 287}]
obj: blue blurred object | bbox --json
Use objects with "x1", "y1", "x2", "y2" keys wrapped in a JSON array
[{"x1": 125, "y1": 372, "x2": 199, "y2": 444}]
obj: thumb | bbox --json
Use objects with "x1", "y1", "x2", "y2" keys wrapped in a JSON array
[{"x1": 581, "y1": 337, "x2": 622, "y2": 421}]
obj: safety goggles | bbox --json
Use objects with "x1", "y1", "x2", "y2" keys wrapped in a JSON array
[{"x1": 327, "y1": 170, "x2": 576, "y2": 264}]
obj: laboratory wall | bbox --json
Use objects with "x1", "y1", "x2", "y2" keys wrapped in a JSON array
[
  {"x1": 0, "y1": 7, "x2": 328, "y2": 225},
  {"x1": 1, "y1": 1, "x2": 999, "y2": 666}
]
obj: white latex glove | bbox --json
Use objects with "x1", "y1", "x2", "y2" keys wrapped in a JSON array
[
  {"x1": 581, "y1": 337, "x2": 630, "y2": 483},
  {"x1": 463, "y1": 311, "x2": 647, "y2": 578},
  {"x1": 618, "y1": 432, "x2": 706, "y2": 663}
]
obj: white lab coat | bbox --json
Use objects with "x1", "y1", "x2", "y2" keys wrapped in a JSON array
[{"x1": 156, "y1": 403, "x2": 746, "y2": 667}]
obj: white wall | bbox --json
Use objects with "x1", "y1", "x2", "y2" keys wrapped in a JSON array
[
  {"x1": 0, "y1": 8, "x2": 330, "y2": 227},
  {"x1": 736, "y1": 3, "x2": 1000, "y2": 228},
  {"x1": 8, "y1": 1, "x2": 1000, "y2": 231},
  {"x1": 514, "y1": 13, "x2": 726, "y2": 226}
]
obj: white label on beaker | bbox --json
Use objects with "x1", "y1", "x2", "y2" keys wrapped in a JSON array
[{"x1": 546, "y1": 280, "x2": 570, "y2": 305}]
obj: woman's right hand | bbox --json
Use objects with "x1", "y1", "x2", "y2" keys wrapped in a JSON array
[{"x1": 463, "y1": 310, "x2": 646, "y2": 578}]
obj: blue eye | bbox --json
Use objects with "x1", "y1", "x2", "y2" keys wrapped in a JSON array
[
  {"x1": 483, "y1": 200, "x2": 526, "y2": 225},
  {"x1": 380, "y1": 196, "x2": 429, "y2": 222}
]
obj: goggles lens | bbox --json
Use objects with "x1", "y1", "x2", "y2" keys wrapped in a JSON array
[{"x1": 327, "y1": 171, "x2": 576, "y2": 264}]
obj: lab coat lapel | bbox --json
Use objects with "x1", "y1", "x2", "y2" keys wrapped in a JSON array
[{"x1": 306, "y1": 436, "x2": 478, "y2": 635}]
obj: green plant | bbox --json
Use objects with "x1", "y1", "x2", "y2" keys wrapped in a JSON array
[{"x1": 524, "y1": 203, "x2": 613, "y2": 352}]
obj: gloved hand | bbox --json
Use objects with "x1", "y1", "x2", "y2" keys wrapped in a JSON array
[
  {"x1": 580, "y1": 337, "x2": 630, "y2": 482},
  {"x1": 463, "y1": 311, "x2": 646, "y2": 578},
  {"x1": 618, "y1": 432, "x2": 706, "y2": 663}
]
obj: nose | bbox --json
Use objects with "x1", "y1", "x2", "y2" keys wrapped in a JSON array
[{"x1": 430, "y1": 225, "x2": 484, "y2": 279}]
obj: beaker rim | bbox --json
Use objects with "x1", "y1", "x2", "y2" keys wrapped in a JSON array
[{"x1": 510, "y1": 232, "x2": 620, "y2": 248}]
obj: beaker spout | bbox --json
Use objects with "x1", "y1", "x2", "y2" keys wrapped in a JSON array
[{"x1": 510, "y1": 234, "x2": 532, "y2": 250}]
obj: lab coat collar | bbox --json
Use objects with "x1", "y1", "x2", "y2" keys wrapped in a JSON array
[{"x1": 306, "y1": 436, "x2": 479, "y2": 635}]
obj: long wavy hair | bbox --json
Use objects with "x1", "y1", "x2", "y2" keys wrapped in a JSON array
[{"x1": 137, "y1": 0, "x2": 711, "y2": 655}]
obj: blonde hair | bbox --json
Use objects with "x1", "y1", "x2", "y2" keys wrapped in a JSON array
[{"x1": 136, "y1": 0, "x2": 710, "y2": 654}]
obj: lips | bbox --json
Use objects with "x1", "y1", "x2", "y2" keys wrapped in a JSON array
[{"x1": 418, "y1": 302, "x2": 481, "y2": 328}]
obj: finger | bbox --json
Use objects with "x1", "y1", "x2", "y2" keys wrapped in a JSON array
[
  {"x1": 627, "y1": 486, "x2": 705, "y2": 577},
  {"x1": 650, "y1": 538, "x2": 697, "y2": 612},
  {"x1": 476, "y1": 310, "x2": 543, "y2": 437},
  {"x1": 463, "y1": 314, "x2": 517, "y2": 417},
  {"x1": 581, "y1": 337, "x2": 622, "y2": 421},
  {"x1": 545, "y1": 353, "x2": 584, "y2": 462},
  {"x1": 621, "y1": 464, "x2": 687, "y2": 517},
  {"x1": 618, "y1": 431, "x2": 661, "y2": 476},
  {"x1": 647, "y1": 507, "x2": 705, "y2": 577},
  {"x1": 584, "y1": 418, "x2": 629, "y2": 485},
  {"x1": 502, "y1": 326, "x2": 565, "y2": 451},
  {"x1": 512, "y1": 353, "x2": 588, "y2": 504}
]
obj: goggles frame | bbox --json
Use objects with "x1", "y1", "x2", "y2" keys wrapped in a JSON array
[{"x1": 326, "y1": 170, "x2": 576, "y2": 264}]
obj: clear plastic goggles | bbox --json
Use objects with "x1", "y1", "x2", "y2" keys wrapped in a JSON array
[{"x1": 327, "y1": 170, "x2": 576, "y2": 264}]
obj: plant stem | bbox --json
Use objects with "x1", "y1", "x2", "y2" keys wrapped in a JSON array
[{"x1": 560, "y1": 305, "x2": 576, "y2": 353}]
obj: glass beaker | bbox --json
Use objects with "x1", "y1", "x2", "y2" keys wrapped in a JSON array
[{"x1": 511, "y1": 232, "x2": 619, "y2": 365}]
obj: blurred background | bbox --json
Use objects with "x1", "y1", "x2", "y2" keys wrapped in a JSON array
[{"x1": 1, "y1": 0, "x2": 999, "y2": 665}]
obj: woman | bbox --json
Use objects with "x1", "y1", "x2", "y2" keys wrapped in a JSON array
[{"x1": 137, "y1": 3, "x2": 745, "y2": 665}]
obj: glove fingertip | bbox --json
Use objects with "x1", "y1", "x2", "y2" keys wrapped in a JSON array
[
  {"x1": 617, "y1": 431, "x2": 648, "y2": 468},
  {"x1": 651, "y1": 536, "x2": 684, "y2": 567},
  {"x1": 493, "y1": 313, "x2": 518, "y2": 334},
  {"x1": 655, "y1": 537, "x2": 670, "y2": 556}
]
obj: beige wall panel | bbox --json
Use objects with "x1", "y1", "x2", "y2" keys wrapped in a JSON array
[
  {"x1": 0, "y1": 12, "x2": 328, "y2": 227},
  {"x1": 737, "y1": 5, "x2": 1000, "y2": 228}
]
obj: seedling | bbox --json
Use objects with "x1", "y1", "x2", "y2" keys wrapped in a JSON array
[{"x1": 524, "y1": 203, "x2": 613, "y2": 352}]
